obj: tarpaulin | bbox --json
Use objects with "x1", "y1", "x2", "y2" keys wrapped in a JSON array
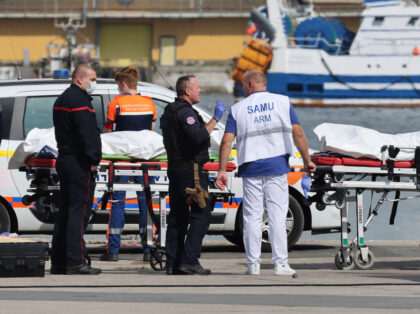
[
  {"x1": 8, "y1": 128, "x2": 166, "y2": 169},
  {"x1": 314, "y1": 123, "x2": 420, "y2": 160}
]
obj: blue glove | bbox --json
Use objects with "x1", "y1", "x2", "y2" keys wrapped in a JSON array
[
  {"x1": 213, "y1": 101, "x2": 226, "y2": 121},
  {"x1": 301, "y1": 174, "x2": 312, "y2": 199}
]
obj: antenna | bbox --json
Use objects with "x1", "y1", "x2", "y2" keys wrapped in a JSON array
[
  {"x1": 151, "y1": 61, "x2": 173, "y2": 90},
  {"x1": 8, "y1": 31, "x2": 22, "y2": 80}
]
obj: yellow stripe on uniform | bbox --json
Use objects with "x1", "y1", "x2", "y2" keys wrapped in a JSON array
[{"x1": 230, "y1": 150, "x2": 237, "y2": 157}]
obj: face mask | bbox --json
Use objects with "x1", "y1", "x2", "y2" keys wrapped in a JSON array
[{"x1": 86, "y1": 81, "x2": 96, "y2": 94}]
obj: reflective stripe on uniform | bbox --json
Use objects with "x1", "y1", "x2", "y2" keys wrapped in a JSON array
[
  {"x1": 120, "y1": 111, "x2": 154, "y2": 116},
  {"x1": 109, "y1": 227, "x2": 123, "y2": 234},
  {"x1": 236, "y1": 126, "x2": 292, "y2": 144}
]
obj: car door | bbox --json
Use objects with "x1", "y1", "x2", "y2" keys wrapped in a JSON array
[{"x1": 10, "y1": 90, "x2": 106, "y2": 197}]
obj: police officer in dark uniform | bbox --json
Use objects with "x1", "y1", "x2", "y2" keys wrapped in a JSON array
[
  {"x1": 51, "y1": 64, "x2": 102, "y2": 275},
  {"x1": 161, "y1": 75, "x2": 226, "y2": 275}
]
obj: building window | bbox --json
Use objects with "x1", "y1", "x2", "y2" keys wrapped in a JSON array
[{"x1": 159, "y1": 36, "x2": 177, "y2": 66}]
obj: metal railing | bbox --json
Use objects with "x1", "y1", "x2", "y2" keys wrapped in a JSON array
[
  {"x1": 0, "y1": 0, "x2": 265, "y2": 16},
  {"x1": 288, "y1": 36, "x2": 344, "y2": 55}
]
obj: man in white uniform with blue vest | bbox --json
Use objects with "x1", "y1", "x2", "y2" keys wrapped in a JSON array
[{"x1": 216, "y1": 69, "x2": 316, "y2": 275}]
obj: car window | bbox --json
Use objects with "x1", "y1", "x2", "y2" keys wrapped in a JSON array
[
  {"x1": 0, "y1": 97, "x2": 14, "y2": 140},
  {"x1": 23, "y1": 95, "x2": 104, "y2": 136},
  {"x1": 151, "y1": 98, "x2": 168, "y2": 134}
]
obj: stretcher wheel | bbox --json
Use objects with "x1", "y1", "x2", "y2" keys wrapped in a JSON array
[
  {"x1": 335, "y1": 200, "x2": 345, "y2": 210},
  {"x1": 334, "y1": 250, "x2": 355, "y2": 270},
  {"x1": 354, "y1": 249, "x2": 375, "y2": 270},
  {"x1": 150, "y1": 249, "x2": 166, "y2": 271},
  {"x1": 321, "y1": 194, "x2": 333, "y2": 205},
  {"x1": 316, "y1": 202, "x2": 326, "y2": 211},
  {"x1": 333, "y1": 173, "x2": 344, "y2": 183},
  {"x1": 35, "y1": 196, "x2": 49, "y2": 211},
  {"x1": 22, "y1": 195, "x2": 33, "y2": 206}
]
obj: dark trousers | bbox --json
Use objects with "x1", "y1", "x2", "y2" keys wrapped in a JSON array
[
  {"x1": 51, "y1": 155, "x2": 96, "y2": 267},
  {"x1": 166, "y1": 166, "x2": 211, "y2": 268},
  {"x1": 106, "y1": 175, "x2": 153, "y2": 254}
]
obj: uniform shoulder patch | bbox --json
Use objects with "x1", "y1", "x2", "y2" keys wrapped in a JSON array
[{"x1": 186, "y1": 116, "x2": 195, "y2": 125}]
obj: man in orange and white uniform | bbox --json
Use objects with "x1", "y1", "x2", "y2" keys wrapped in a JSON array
[{"x1": 100, "y1": 66, "x2": 157, "y2": 262}]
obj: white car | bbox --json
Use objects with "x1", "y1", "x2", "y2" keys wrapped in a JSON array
[{"x1": 0, "y1": 76, "x2": 341, "y2": 248}]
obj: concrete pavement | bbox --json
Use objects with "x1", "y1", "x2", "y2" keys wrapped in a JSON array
[{"x1": 0, "y1": 240, "x2": 420, "y2": 313}]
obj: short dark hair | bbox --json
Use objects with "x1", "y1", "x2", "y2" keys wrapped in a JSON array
[
  {"x1": 72, "y1": 64, "x2": 90, "y2": 80},
  {"x1": 176, "y1": 75, "x2": 195, "y2": 96}
]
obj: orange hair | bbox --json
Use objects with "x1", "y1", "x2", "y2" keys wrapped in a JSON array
[{"x1": 114, "y1": 66, "x2": 138, "y2": 89}]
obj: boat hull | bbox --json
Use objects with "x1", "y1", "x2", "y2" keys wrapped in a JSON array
[{"x1": 266, "y1": 49, "x2": 420, "y2": 107}]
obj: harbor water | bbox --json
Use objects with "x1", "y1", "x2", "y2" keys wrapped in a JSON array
[{"x1": 199, "y1": 93, "x2": 420, "y2": 241}]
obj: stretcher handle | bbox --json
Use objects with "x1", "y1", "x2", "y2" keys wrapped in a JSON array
[{"x1": 141, "y1": 164, "x2": 161, "y2": 229}]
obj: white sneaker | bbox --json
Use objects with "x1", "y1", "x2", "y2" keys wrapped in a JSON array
[
  {"x1": 245, "y1": 263, "x2": 260, "y2": 275},
  {"x1": 274, "y1": 263, "x2": 296, "y2": 276}
]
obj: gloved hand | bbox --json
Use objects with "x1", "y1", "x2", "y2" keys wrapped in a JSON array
[
  {"x1": 301, "y1": 174, "x2": 312, "y2": 199},
  {"x1": 213, "y1": 101, "x2": 226, "y2": 121}
]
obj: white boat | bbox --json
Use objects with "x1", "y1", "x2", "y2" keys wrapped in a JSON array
[{"x1": 261, "y1": 0, "x2": 420, "y2": 106}]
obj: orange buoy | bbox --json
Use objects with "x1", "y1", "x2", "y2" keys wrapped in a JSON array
[
  {"x1": 413, "y1": 46, "x2": 419, "y2": 56},
  {"x1": 232, "y1": 38, "x2": 273, "y2": 83}
]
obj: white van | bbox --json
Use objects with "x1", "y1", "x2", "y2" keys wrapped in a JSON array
[{"x1": 0, "y1": 76, "x2": 341, "y2": 248}]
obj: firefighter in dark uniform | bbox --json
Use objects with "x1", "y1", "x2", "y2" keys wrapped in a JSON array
[
  {"x1": 161, "y1": 75, "x2": 226, "y2": 275},
  {"x1": 51, "y1": 64, "x2": 102, "y2": 275}
]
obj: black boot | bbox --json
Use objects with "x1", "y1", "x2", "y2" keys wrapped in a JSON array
[
  {"x1": 178, "y1": 263, "x2": 211, "y2": 275},
  {"x1": 66, "y1": 264, "x2": 102, "y2": 275},
  {"x1": 100, "y1": 253, "x2": 118, "y2": 261}
]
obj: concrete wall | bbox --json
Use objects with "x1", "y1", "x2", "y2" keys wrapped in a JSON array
[{"x1": 152, "y1": 64, "x2": 234, "y2": 94}]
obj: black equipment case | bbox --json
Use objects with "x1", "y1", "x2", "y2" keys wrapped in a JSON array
[{"x1": 0, "y1": 241, "x2": 49, "y2": 277}]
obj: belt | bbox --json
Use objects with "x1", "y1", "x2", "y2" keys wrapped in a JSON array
[{"x1": 168, "y1": 160, "x2": 204, "y2": 170}]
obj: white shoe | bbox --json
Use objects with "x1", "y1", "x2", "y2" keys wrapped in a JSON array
[
  {"x1": 274, "y1": 263, "x2": 296, "y2": 276},
  {"x1": 245, "y1": 263, "x2": 260, "y2": 275}
]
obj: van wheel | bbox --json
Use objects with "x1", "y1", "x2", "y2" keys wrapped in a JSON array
[
  {"x1": 0, "y1": 202, "x2": 11, "y2": 233},
  {"x1": 224, "y1": 195, "x2": 305, "y2": 250}
]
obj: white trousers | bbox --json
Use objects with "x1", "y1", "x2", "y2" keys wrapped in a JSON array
[{"x1": 242, "y1": 174, "x2": 289, "y2": 266}]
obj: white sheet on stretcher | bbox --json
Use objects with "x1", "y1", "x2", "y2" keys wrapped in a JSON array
[
  {"x1": 314, "y1": 123, "x2": 420, "y2": 161},
  {"x1": 8, "y1": 128, "x2": 166, "y2": 169}
]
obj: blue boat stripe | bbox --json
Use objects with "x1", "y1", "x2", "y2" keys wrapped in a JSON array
[{"x1": 267, "y1": 73, "x2": 420, "y2": 99}]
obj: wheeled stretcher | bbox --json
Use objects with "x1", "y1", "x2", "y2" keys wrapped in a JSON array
[
  {"x1": 307, "y1": 145, "x2": 420, "y2": 270},
  {"x1": 21, "y1": 157, "x2": 236, "y2": 271}
]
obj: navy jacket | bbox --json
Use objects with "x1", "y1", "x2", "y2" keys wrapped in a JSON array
[{"x1": 53, "y1": 84, "x2": 101, "y2": 167}]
